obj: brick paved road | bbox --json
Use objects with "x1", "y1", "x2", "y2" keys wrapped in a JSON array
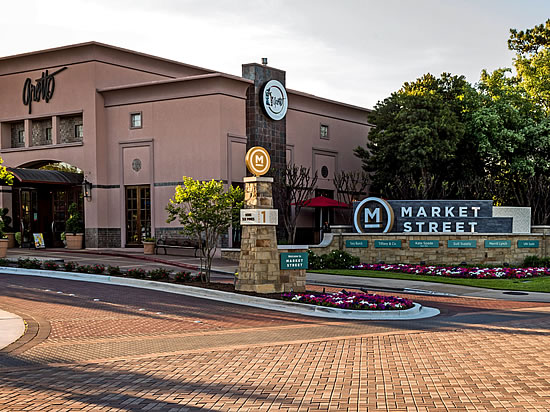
[{"x1": 1, "y1": 274, "x2": 549, "y2": 411}]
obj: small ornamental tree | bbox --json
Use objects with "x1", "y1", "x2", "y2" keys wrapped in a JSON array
[
  {"x1": 0, "y1": 158, "x2": 13, "y2": 186},
  {"x1": 65, "y1": 203, "x2": 83, "y2": 234},
  {"x1": 166, "y1": 177, "x2": 243, "y2": 283}
]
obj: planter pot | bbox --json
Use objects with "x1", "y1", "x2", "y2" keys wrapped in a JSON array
[
  {"x1": 143, "y1": 241, "x2": 155, "y2": 255},
  {"x1": 5, "y1": 233, "x2": 15, "y2": 248},
  {"x1": 0, "y1": 238, "x2": 8, "y2": 258},
  {"x1": 66, "y1": 233, "x2": 84, "y2": 250}
]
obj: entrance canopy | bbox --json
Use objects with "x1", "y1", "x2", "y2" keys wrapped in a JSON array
[
  {"x1": 8, "y1": 168, "x2": 83, "y2": 185},
  {"x1": 294, "y1": 195, "x2": 350, "y2": 208}
]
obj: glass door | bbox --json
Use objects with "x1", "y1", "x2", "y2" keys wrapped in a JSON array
[
  {"x1": 125, "y1": 185, "x2": 151, "y2": 245},
  {"x1": 52, "y1": 191, "x2": 67, "y2": 247},
  {"x1": 20, "y1": 189, "x2": 38, "y2": 247}
]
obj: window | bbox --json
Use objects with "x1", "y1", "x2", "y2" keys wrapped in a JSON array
[
  {"x1": 75, "y1": 124, "x2": 83, "y2": 138},
  {"x1": 320, "y1": 124, "x2": 329, "y2": 139},
  {"x1": 18, "y1": 130, "x2": 24, "y2": 144},
  {"x1": 46, "y1": 127, "x2": 52, "y2": 143},
  {"x1": 130, "y1": 112, "x2": 142, "y2": 129}
]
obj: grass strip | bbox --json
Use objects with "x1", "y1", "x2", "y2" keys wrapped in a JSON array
[{"x1": 308, "y1": 269, "x2": 550, "y2": 293}]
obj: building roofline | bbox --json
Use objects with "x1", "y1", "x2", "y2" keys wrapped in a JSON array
[
  {"x1": 287, "y1": 88, "x2": 372, "y2": 113},
  {"x1": 0, "y1": 41, "x2": 215, "y2": 75},
  {"x1": 97, "y1": 72, "x2": 253, "y2": 93}
]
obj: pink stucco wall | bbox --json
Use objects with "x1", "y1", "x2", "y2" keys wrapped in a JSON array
[{"x1": 0, "y1": 42, "x2": 371, "y2": 246}]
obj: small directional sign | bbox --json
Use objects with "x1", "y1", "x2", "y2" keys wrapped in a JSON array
[{"x1": 240, "y1": 209, "x2": 278, "y2": 225}]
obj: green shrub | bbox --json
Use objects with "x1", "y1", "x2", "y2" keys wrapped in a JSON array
[
  {"x1": 523, "y1": 255, "x2": 550, "y2": 267},
  {"x1": 43, "y1": 261, "x2": 59, "y2": 271},
  {"x1": 0, "y1": 258, "x2": 9, "y2": 266},
  {"x1": 0, "y1": 208, "x2": 13, "y2": 232},
  {"x1": 308, "y1": 250, "x2": 322, "y2": 270},
  {"x1": 127, "y1": 268, "x2": 146, "y2": 279},
  {"x1": 89, "y1": 264, "x2": 105, "y2": 274},
  {"x1": 76, "y1": 264, "x2": 92, "y2": 273},
  {"x1": 107, "y1": 265, "x2": 122, "y2": 276},
  {"x1": 308, "y1": 250, "x2": 359, "y2": 270},
  {"x1": 174, "y1": 271, "x2": 192, "y2": 282},
  {"x1": 65, "y1": 203, "x2": 83, "y2": 234},
  {"x1": 16, "y1": 258, "x2": 41, "y2": 269},
  {"x1": 148, "y1": 268, "x2": 172, "y2": 281},
  {"x1": 64, "y1": 261, "x2": 77, "y2": 272}
]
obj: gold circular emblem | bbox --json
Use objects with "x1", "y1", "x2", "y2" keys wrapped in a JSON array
[{"x1": 245, "y1": 146, "x2": 271, "y2": 176}]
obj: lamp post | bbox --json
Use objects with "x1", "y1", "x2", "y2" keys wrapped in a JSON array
[{"x1": 82, "y1": 179, "x2": 92, "y2": 200}]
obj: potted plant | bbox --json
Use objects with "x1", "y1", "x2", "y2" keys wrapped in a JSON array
[
  {"x1": 142, "y1": 237, "x2": 156, "y2": 255},
  {"x1": 0, "y1": 208, "x2": 15, "y2": 248},
  {"x1": 0, "y1": 218, "x2": 7, "y2": 258},
  {"x1": 65, "y1": 203, "x2": 84, "y2": 250}
]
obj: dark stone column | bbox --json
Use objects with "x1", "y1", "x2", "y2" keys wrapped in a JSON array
[
  {"x1": 242, "y1": 63, "x2": 288, "y2": 240},
  {"x1": 242, "y1": 63, "x2": 287, "y2": 176}
]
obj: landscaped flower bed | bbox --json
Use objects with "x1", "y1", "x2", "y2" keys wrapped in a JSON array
[
  {"x1": 282, "y1": 291, "x2": 414, "y2": 310},
  {"x1": 351, "y1": 263, "x2": 550, "y2": 279}
]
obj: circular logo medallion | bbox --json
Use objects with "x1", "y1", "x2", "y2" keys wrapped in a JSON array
[
  {"x1": 132, "y1": 158, "x2": 142, "y2": 172},
  {"x1": 353, "y1": 197, "x2": 395, "y2": 233},
  {"x1": 245, "y1": 146, "x2": 271, "y2": 176},
  {"x1": 261, "y1": 80, "x2": 288, "y2": 121}
]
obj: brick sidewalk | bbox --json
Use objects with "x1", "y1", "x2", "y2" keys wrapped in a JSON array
[{"x1": 1, "y1": 274, "x2": 549, "y2": 411}]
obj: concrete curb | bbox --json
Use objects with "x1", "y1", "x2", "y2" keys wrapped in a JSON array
[
  {"x1": 2, "y1": 267, "x2": 440, "y2": 320},
  {"x1": 0, "y1": 309, "x2": 25, "y2": 350}
]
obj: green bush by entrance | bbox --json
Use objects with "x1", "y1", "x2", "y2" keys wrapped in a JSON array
[{"x1": 308, "y1": 250, "x2": 360, "y2": 270}]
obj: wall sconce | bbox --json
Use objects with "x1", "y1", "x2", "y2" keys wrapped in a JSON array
[{"x1": 83, "y1": 179, "x2": 92, "y2": 199}]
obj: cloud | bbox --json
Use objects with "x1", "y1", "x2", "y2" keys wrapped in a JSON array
[{"x1": 1, "y1": 0, "x2": 549, "y2": 108}]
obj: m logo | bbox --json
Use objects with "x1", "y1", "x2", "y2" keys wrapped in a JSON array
[
  {"x1": 245, "y1": 146, "x2": 271, "y2": 177},
  {"x1": 353, "y1": 197, "x2": 395, "y2": 233},
  {"x1": 364, "y1": 207, "x2": 382, "y2": 229}
]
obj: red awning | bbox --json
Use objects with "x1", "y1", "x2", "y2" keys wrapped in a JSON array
[{"x1": 294, "y1": 195, "x2": 350, "y2": 208}]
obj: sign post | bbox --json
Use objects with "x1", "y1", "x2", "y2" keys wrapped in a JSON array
[{"x1": 236, "y1": 146, "x2": 306, "y2": 293}]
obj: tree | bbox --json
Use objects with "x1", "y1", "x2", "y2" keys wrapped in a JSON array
[
  {"x1": 0, "y1": 158, "x2": 13, "y2": 186},
  {"x1": 509, "y1": 19, "x2": 550, "y2": 113},
  {"x1": 333, "y1": 170, "x2": 370, "y2": 224},
  {"x1": 273, "y1": 165, "x2": 318, "y2": 244},
  {"x1": 354, "y1": 22, "x2": 550, "y2": 225},
  {"x1": 166, "y1": 177, "x2": 243, "y2": 282},
  {"x1": 355, "y1": 73, "x2": 475, "y2": 199}
]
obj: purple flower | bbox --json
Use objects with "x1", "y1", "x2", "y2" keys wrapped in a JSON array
[
  {"x1": 282, "y1": 291, "x2": 413, "y2": 310},
  {"x1": 350, "y1": 263, "x2": 550, "y2": 279}
]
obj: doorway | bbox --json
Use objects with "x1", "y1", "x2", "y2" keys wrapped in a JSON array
[
  {"x1": 125, "y1": 185, "x2": 151, "y2": 246},
  {"x1": 12, "y1": 186, "x2": 82, "y2": 248}
]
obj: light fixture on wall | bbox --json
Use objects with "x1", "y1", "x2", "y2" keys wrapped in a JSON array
[{"x1": 82, "y1": 179, "x2": 92, "y2": 199}]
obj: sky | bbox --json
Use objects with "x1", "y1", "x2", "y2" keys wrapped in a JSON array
[{"x1": 1, "y1": 0, "x2": 549, "y2": 109}]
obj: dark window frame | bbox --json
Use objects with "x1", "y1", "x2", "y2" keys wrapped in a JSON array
[
  {"x1": 130, "y1": 112, "x2": 143, "y2": 129},
  {"x1": 320, "y1": 124, "x2": 329, "y2": 140},
  {"x1": 75, "y1": 124, "x2": 83, "y2": 138}
]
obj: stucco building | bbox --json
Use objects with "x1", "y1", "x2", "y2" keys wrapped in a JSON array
[{"x1": 0, "y1": 42, "x2": 371, "y2": 248}]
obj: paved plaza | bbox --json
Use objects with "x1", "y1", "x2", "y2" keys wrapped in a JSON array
[{"x1": 1, "y1": 251, "x2": 550, "y2": 411}]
